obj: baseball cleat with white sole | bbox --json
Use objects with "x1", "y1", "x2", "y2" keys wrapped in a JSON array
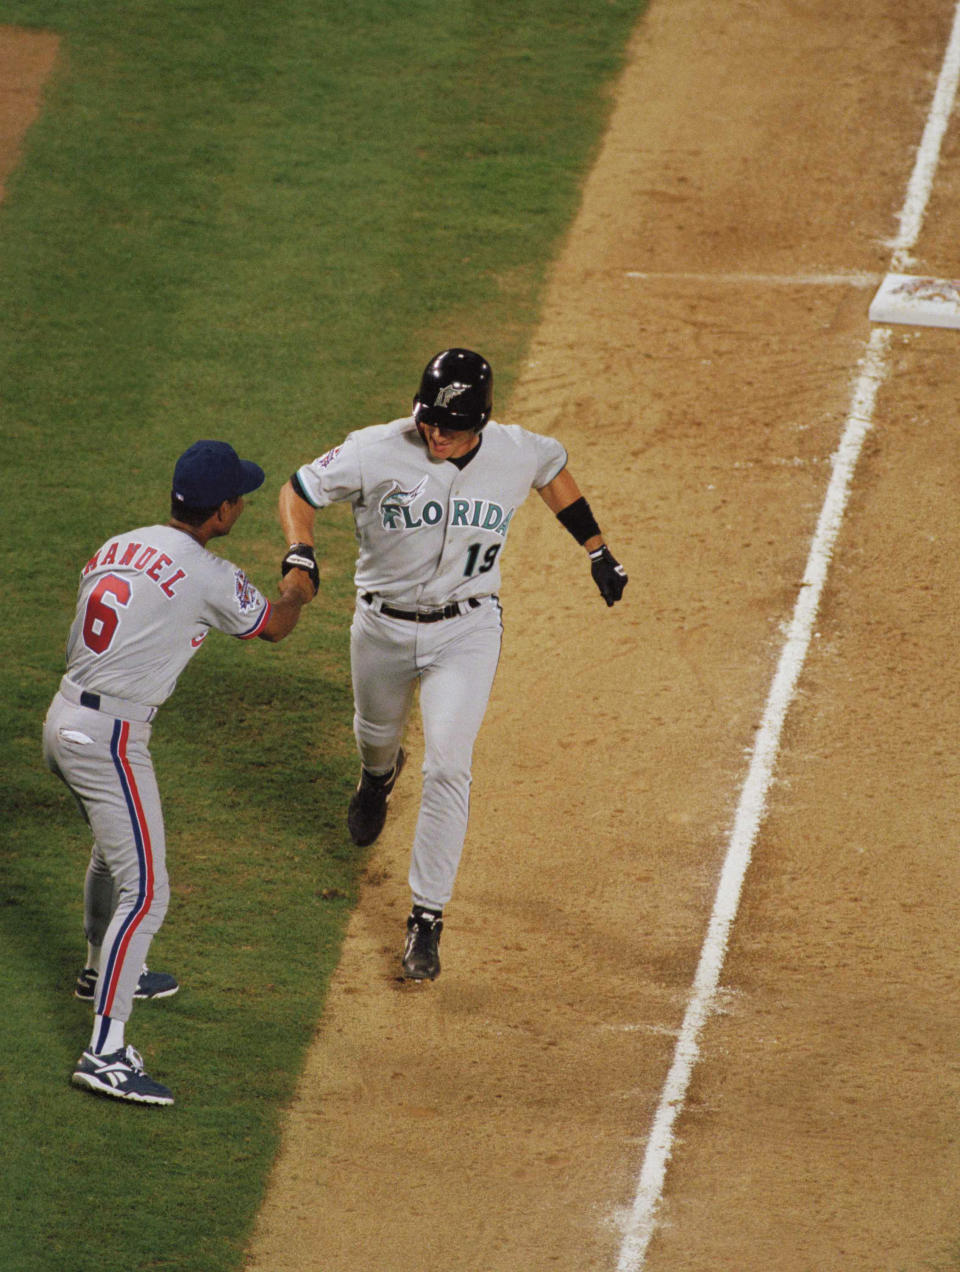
[{"x1": 71, "y1": 1044, "x2": 174, "y2": 1106}]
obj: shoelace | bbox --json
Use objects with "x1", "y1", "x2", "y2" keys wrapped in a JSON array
[{"x1": 124, "y1": 1045, "x2": 146, "y2": 1073}]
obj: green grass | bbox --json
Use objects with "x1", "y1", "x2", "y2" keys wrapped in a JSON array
[{"x1": 0, "y1": 2, "x2": 642, "y2": 1268}]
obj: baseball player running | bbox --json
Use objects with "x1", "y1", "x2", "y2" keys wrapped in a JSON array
[
  {"x1": 44, "y1": 440, "x2": 318, "y2": 1105},
  {"x1": 278, "y1": 349, "x2": 627, "y2": 982}
]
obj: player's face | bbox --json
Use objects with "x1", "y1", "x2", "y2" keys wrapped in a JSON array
[{"x1": 418, "y1": 422, "x2": 480, "y2": 461}]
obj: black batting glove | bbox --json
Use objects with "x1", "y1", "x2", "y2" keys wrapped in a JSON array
[
  {"x1": 589, "y1": 546, "x2": 627, "y2": 607},
  {"x1": 281, "y1": 543, "x2": 319, "y2": 595}
]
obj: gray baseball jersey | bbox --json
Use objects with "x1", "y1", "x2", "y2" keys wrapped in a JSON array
[
  {"x1": 66, "y1": 523, "x2": 271, "y2": 706},
  {"x1": 295, "y1": 418, "x2": 567, "y2": 606}
]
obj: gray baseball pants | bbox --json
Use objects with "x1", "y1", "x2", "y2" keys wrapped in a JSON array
[
  {"x1": 43, "y1": 682, "x2": 169, "y2": 1024},
  {"x1": 350, "y1": 595, "x2": 503, "y2": 910}
]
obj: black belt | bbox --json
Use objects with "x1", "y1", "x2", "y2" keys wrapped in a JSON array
[
  {"x1": 59, "y1": 676, "x2": 158, "y2": 723},
  {"x1": 363, "y1": 594, "x2": 481, "y2": 623}
]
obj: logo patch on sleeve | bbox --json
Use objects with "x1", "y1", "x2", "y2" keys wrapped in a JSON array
[
  {"x1": 316, "y1": 445, "x2": 342, "y2": 470},
  {"x1": 234, "y1": 569, "x2": 259, "y2": 613}
]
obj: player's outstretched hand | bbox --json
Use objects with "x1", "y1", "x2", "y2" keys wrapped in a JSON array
[
  {"x1": 281, "y1": 542, "x2": 320, "y2": 596},
  {"x1": 589, "y1": 545, "x2": 627, "y2": 607}
]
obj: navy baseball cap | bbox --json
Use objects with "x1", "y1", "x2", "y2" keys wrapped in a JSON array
[{"x1": 171, "y1": 440, "x2": 265, "y2": 508}]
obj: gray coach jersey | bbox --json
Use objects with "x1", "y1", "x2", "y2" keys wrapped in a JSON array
[
  {"x1": 64, "y1": 523, "x2": 270, "y2": 707},
  {"x1": 295, "y1": 418, "x2": 567, "y2": 607}
]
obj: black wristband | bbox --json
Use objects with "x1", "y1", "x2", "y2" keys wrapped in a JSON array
[
  {"x1": 290, "y1": 472, "x2": 312, "y2": 504},
  {"x1": 556, "y1": 496, "x2": 601, "y2": 545}
]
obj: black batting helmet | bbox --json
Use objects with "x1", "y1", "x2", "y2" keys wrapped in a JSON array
[{"x1": 413, "y1": 348, "x2": 493, "y2": 432}]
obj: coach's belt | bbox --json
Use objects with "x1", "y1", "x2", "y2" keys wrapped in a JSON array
[
  {"x1": 362, "y1": 594, "x2": 482, "y2": 623},
  {"x1": 59, "y1": 676, "x2": 158, "y2": 724}
]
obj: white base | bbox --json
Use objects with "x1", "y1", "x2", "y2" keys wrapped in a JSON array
[{"x1": 869, "y1": 274, "x2": 960, "y2": 329}]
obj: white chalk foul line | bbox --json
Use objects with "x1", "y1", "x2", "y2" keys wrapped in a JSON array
[
  {"x1": 615, "y1": 2, "x2": 960, "y2": 1266},
  {"x1": 615, "y1": 326, "x2": 890, "y2": 1269},
  {"x1": 889, "y1": 2, "x2": 960, "y2": 268},
  {"x1": 624, "y1": 270, "x2": 880, "y2": 287}
]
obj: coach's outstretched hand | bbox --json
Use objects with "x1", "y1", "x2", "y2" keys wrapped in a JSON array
[{"x1": 589, "y1": 546, "x2": 628, "y2": 607}]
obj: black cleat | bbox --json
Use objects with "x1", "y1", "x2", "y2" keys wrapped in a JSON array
[
  {"x1": 75, "y1": 964, "x2": 179, "y2": 1002},
  {"x1": 402, "y1": 907, "x2": 443, "y2": 981},
  {"x1": 347, "y1": 749, "x2": 405, "y2": 847}
]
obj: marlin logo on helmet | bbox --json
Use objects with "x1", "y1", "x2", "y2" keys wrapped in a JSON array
[{"x1": 435, "y1": 383, "x2": 468, "y2": 408}]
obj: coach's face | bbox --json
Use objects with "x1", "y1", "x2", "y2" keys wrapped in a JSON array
[{"x1": 210, "y1": 495, "x2": 245, "y2": 539}]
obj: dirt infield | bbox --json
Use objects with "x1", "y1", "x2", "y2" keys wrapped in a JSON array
[
  {"x1": 6, "y1": 2, "x2": 960, "y2": 1266},
  {"x1": 0, "y1": 27, "x2": 58, "y2": 202},
  {"x1": 245, "y1": 2, "x2": 960, "y2": 1268}
]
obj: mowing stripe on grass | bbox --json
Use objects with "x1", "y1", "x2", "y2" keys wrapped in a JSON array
[{"x1": 0, "y1": 5, "x2": 644, "y2": 1270}]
